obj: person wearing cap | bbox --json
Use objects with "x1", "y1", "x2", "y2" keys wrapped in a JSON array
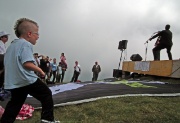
[
  {"x1": 149, "y1": 24, "x2": 173, "y2": 60},
  {"x1": 0, "y1": 31, "x2": 10, "y2": 89},
  {"x1": 0, "y1": 31, "x2": 10, "y2": 54},
  {"x1": 70, "y1": 61, "x2": 81, "y2": 82},
  {"x1": 92, "y1": 61, "x2": 101, "y2": 81}
]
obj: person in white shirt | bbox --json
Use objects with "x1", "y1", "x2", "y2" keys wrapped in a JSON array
[
  {"x1": 0, "y1": 31, "x2": 10, "y2": 88},
  {"x1": 70, "y1": 61, "x2": 81, "y2": 82},
  {"x1": 56, "y1": 62, "x2": 62, "y2": 83},
  {"x1": 0, "y1": 31, "x2": 10, "y2": 54}
]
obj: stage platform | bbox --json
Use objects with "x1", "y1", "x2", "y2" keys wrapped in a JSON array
[{"x1": 122, "y1": 60, "x2": 180, "y2": 78}]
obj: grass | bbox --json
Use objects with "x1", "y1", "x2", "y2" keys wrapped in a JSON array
[{"x1": 15, "y1": 96, "x2": 180, "y2": 123}]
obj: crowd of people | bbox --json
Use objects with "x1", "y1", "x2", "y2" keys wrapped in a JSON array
[
  {"x1": 0, "y1": 29, "x2": 102, "y2": 87},
  {"x1": 33, "y1": 52, "x2": 101, "y2": 84},
  {"x1": 33, "y1": 53, "x2": 68, "y2": 84}
]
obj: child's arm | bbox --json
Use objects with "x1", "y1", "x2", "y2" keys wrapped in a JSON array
[{"x1": 23, "y1": 62, "x2": 45, "y2": 76}]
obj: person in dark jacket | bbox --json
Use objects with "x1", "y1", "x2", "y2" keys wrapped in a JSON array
[
  {"x1": 60, "y1": 62, "x2": 66, "y2": 83},
  {"x1": 149, "y1": 24, "x2": 173, "y2": 60},
  {"x1": 92, "y1": 61, "x2": 101, "y2": 81}
]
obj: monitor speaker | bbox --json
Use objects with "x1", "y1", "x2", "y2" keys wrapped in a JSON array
[{"x1": 130, "y1": 54, "x2": 142, "y2": 61}]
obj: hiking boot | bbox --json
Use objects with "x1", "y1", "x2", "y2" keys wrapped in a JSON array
[{"x1": 41, "y1": 119, "x2": 60, "y2": 123}]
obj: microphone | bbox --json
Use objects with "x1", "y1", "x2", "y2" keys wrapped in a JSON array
[{"x1": 144, "y1": 40, "x2": 149, "y2": 44}]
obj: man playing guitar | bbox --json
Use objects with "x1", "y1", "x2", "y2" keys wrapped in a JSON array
[{"x1": 148, "y1": 24, "x2": 173, "y2": 61}]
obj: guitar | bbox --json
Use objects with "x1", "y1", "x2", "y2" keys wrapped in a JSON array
[{"x1": 154, "y1": 36, "x2": 161, "y2": 46}]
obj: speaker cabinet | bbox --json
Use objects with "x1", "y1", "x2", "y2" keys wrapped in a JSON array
[
  {"x1": 113, "y1": 69, "x2": 122, "y2": 78},
  {"x1": 118, "y1": 40, "x2": 128, "y2": 50}
]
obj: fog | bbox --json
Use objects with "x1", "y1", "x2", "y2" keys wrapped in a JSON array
[{"x1": 1, "y1": 0, "x2": 180, "y2": 81}]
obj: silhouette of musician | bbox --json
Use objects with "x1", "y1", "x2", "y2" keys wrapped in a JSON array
[{"x1": 148, "y1": 24, "x2": 173, "y2": 60}]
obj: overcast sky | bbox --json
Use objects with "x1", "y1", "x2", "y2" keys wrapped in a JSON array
[{"x1": 1, "y1": 0, "x2": 180, "y2": 81}]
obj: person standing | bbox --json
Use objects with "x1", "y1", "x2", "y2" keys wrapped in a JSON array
[
  {"x1": 56, "y1": 62, "x2": 62, "y2": 83},
  {"x1": 39, "y1": 55, "x2": 48, "y2": 83},
  {"x1": 50, "y1": 58, "x2": 57, "y2": 84},
  {"x1": 60, "y1": 53, "x2": 67, "y2": 68},
  {"x1": 0, "y1": 31, "x2": 10, "y2": 54},
  {"x1": 33, "y1": 53, "x2": 41, "y2": 77},
  {"x1": 33, "y1": 53, "x2": 40, "y2": 67},
  {"x1": 71, "y1": 61, "x2": 81, "y2": 82},
  {"x1": 92, "y1": 61, "x2": 101, "y2": 81},
  {"x1": 148, "y1": 24, "x2": 173, "y2": 60},
  {"x1": 40, "y1": 56, "x2": 51, "y2": 83},
  {"x1": 0, "y1": 18, "x2": 60, "y2": 123},
  {"x1": 61, "y1": 62, "x2": 66, "y2": 83},
  {"x1": 60, "y1": 53, "x2": 67, "y2": 83},
  {"x1": 46, "y1": 56, "x2": 52, "y2": 81},
  {"x1": 0, "y1": 31, "x2": 10, "y2": 88}
]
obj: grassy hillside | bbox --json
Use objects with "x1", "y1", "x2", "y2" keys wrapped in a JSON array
[{"x1": 15, "y1": 96, "x2": 180, "y2": 123}]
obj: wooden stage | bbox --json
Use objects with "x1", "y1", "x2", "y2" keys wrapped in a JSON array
[{"x1": 122, "y1": 59, "x2": 180, "y2": 78}]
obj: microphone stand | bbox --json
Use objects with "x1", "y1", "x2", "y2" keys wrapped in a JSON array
[
  {"x1": 144, "y1": 40, "x2": 149, "y2": 61},
  {"x1": 144, "y1": 31, "x2": 159, "y2": 61},
  {"x1": 118, "y1": 49, "x2": 124, "y2": 70}
]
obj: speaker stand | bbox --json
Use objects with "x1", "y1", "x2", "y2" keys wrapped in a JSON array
[
  {"x1": 118, "y1": 49, "x2": 124, "y2": 70},
  {"x1": 145, "y1": 41, "x2": 148, "y2": 61}
]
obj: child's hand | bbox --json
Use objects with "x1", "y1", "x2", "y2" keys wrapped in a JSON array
[{"x1": 39, "y1": 71, "x2": 45, "y2": 77}]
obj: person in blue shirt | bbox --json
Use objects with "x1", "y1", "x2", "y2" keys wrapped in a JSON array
[
  {"x1": 50, "y1": 58, "x2": 57, "y2": 84},
  {"x1": 0, "y1": 18, "x2": 60, "y2": 123}
]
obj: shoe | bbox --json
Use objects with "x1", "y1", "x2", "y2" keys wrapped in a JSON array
[{"x1": 41, "y1": 119, "x2": 60, "y2": 123}]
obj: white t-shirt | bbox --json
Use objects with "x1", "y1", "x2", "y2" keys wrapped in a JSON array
[{"x1": 74, "y1": 64, "x2": 81, "y2": 72}]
